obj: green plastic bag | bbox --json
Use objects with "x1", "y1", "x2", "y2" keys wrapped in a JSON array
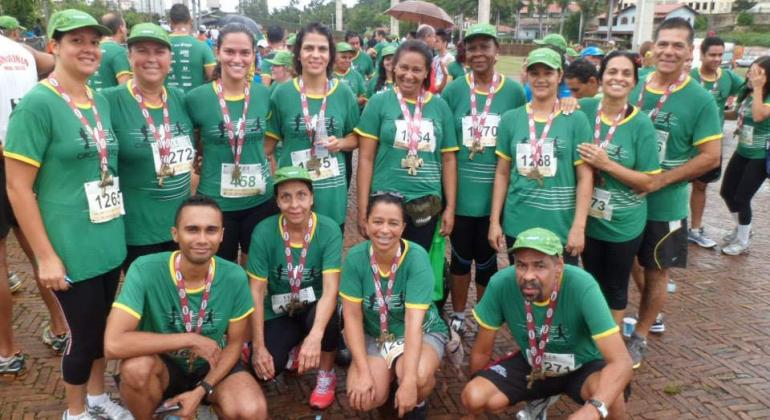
[{"x1": 428, "y1": 219, "x2": 445, "y2": 301}]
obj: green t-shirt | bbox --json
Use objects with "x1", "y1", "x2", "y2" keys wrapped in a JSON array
[
  {"x1": 690, "y1": 68, "x2": 744, "y2": 124},
  {"x1": 638, "y1": 66, "x2": 655, "y2": 81},
  {"x1": 630, "y1": 73, "x2": 722, "y2": 221},
  {"x1": 442, "y1": 75, "x2": 527, "y2": 216},
  {"x1": 167, "y1": 34, "x2": 217, "y2": 93},
  {"x1": 88, "y1": 40, "x2": 131, "y2": 91},
  {"x1": 246, "y1": 213, "x2": 342, "y2": 321},
  {"x1": 735, "y1": 96, "x2": 770, "y2": 159},
  {"x1": 114, "y1": 251, "x2": 255, "y2": 371},
  {"x1": 354, "y1": 90, "x2": 459, "y2": 202},
  {"x1": 578, "y1": 99, "x2": 662, "y2": 242},
  {"x1": 335, "y1": 69, "x2": 366, "y2": 99},
  {"x1": 352, "y1": 50, "x2": 374, "y2": 79},
  {"x1": 266, "y1": 78, "x2": 360, "y2": 225},
  {"x1": 473, "y1": 264, "x2": 618, "y2": 369},
  {"x1": 4, "y1": 82, "x2": 126, "y2": 281},
  {"x1": 339, "y1": 240, "x2": 448, "y2": 339},
  {"x1": 185, "y1": 81, "x2": 274, "y2": 212},
  {"x1": 105, "y1": 81, "x2": 193, "y2": 246},
  {"x1": 447, "y1": 61, "x2": 467, "y2": 81},
  {"x1": 366, "y1": 77, "x2": 393, "y2": 98},
  {"x1": 495, "y1": 104, "x2": 592, "y2": 243}
]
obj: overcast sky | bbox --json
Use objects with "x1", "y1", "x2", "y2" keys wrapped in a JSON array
[{"x1": 217, "y1": 0, "x2": 359, "y2": 13}]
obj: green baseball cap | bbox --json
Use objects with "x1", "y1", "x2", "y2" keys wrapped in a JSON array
[
  {"x1": 266, "y1": 50, "x2": 293, "y2": 67},
  {"x1": 566, "y1": 47, "x2": 579, "y2": 58},
  {"x1": 381, "y1": 44, "x2": 397, "y2": 57},
  {"x1": 127, "y1": 23, "x2": 171, "y2": 49},
  {"x1": 0, "y1": 16, "x2": 25, "y2": 31},
  {"x1": 464, "y1": 23, "x2": 497, "y2": 42},
  {"x1": 273, "y1": 166, "x2": 313, "y2": 191},
  {"x1": 286, "y1": 33, "x2": 297, "y2": 46},
  {"x1": 47, "y1": 9, "x2": 110, "y2": 40},
  {"x1": 527, "y1": 47, "x2": 562, "y2": 70},
  {"x1": 509, "y1": 227, "x2": 563, "y2": 256},
  {"x1": 534, "y1": 33, "x2": 567, "y2": 53},
  {"x1": 336, "y1": 41, "x2": 355, "y2": 53}
]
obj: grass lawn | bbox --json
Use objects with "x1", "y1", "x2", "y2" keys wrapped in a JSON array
[{"x1": 496, "y1": 55, "x2": 526, "y2": 80}]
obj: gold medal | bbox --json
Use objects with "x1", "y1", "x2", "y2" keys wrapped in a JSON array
[
  {"x1": 526, "y1": 368, "x2": 547, "y2": 389},
  {"x1": 231, "y1": 165, "x2": 242, "y2": 182},
  {"x1": 468, "y1": 141, "x2": 484, "y2": 160},
  {"x1": 527, "y1": 166, "x2": 544, "y2": 187},
  {"x1": 287, "y1": 297, "x2": 305, "y2": 316},
  {"x1": 99, "y1": 170, "x2": 114, "y2": 189},
  {"x1": 377, "y1": 332, "x2": 396, "y2": 349},
  {"x1": 400, "y1": 154, "x2": 423, "y2": 176},
  {"x1": 307, "y1": 157, "x2": 322, "y2": 172},
  {"x1": 157, "y1": 163, "x2": 175, "y2": 187}
]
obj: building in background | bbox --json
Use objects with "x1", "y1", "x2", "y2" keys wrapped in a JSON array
[{"x1": 587, "y1": 4, "x2": 697, "y2": 44}]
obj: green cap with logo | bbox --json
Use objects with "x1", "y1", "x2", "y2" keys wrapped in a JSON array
[
  {"x1": 266, "y1": 50, "x2": 293, "y2": 67},
  {"x1": 509, "y1": 227, "x2": 563, "y2": 256},
  {"x1": 0, "y1": 16, "x2": 25, "y2": 30},
  {"x1": 273, "y1": 166, "x2": 313, "y2": 192},
  {"x1": 534, "y1": 33, "x2": 567, "y2": 53},
  {"x1": 527, "y1": 47, "x2": 562, "y2": 70},
  {"x1": 47, "y1": 9, "x2": 111, "y2": 40},
  {"x1": 336, "y1": 41, "x2": 355, "y2": 53},
  {"x1": 381, "y1": 44, "x2": 397, "y2": 57},
  {"x1": 464, "y1": 23, "x2": 497, "y2": 42},
  {"x1": 127, "y1": 23, "x2": 171, "y2": 48}
]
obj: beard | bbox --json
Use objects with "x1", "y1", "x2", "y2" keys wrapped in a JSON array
[{"x1": 520, "y1": 279, "x2": 545, "y2": 302}]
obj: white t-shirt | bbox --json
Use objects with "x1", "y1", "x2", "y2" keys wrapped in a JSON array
[{"x1": 0, "y1": 35, "x2": 38, "y2": 145}]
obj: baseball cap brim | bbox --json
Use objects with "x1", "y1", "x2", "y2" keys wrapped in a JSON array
[
  {"x1": 50, "y1": 22, "x2": 110, "y2": 39},
  {"x1": 127, "y1": 35, "x2": 170, "y2": 48}
]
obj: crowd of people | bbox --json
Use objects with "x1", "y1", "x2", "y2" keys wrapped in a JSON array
[{"x1": 0, "y1": 5, "x2": 768, "y2": 420}]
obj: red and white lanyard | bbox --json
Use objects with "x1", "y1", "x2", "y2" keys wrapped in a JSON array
[
  {"x1": 524, "y1": 277, "x2": 562, "y2": 374},
  {"x1": 526, "y1": 101, "x2": 560, "y2": 165},
  {"x1": 394, "y1": 87, "x2": 425, "y2": 157},
  {"x1": 47, "y1": 75, "x2": 110, "y2": 180},
  {"x1": 214, "y1": 80, "x2": 251, "y2": 168},
  {"x1": 298, "y1": 77, "x2": 329, "y2": 152},
  {"x1": 698, "y1": 69, "x2": 720, "y2": 95},
  {"x1": 281, "y1": 215, "x2": 314, "y2": 301},
  {"x1": 130, "y1": 81, "x2": 172, "y2": 169},
  {"x1": 593, "y1": 102, "x2": 627, "y2": 149},
  {"x1": 369, "y1": 241, "x2": 403, "y2": 337},
  {"x1": 636, "y1": 71, "x2": 686, "y2": 122},
  {"x1": 174, "y1": 252, "x2": 214, "y2": 368},
  {"x1": 468, "y1": 72, "x2": 500, "y2": 146}
]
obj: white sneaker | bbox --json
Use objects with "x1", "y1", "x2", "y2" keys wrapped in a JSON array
[
  {"x1": 722, "y1": 240, "x2": 750, "y2": 256},
  {"x1": 688, "y1": 228, "x2": 717, "y2": 249},
  {"x1": 86, "y1": 398, "x2": 134, "y2": 420},
  {"x1": 62, "y1": 411, "x2": 99, "y2": 420}
]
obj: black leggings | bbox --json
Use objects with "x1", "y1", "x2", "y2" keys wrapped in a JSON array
[
  {"x1": 54, "y1": 266, "x2": 121, "y2": 385},
  {"x1": 262, "y1": 302, "x2": 339, "y2": 376},
  {"x1": 581, "y1": 234, "x2": 644, "y2": 310},
  {"x1": 218, "y1": 200, "x2": 279, "y2": 262},
  {"x1": 403, "y1": 215, "x2": 439, "y2": 253},
  {"x1": 720, "y1": 153, "x2": 766, "y2": 225}
]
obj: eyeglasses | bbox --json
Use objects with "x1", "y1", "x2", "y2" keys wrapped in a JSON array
[{"x1": 370, "y1": 190, "x2": 404, "y2": 201}]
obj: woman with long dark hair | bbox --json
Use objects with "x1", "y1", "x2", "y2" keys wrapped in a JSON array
[{"x1": 366, "y1": 44, "x2": 396, "y2": 98}]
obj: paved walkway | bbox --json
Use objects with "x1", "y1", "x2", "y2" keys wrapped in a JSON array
[{"x1": 2, "y1": 124, "x2": 770, "y2": 419}]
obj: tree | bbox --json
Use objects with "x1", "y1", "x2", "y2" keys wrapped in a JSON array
[
  {"x1": 344, "y1": 0, "x2": 389, "y2": 33},
  {"x1": 512, "y1": 0, "x2": 526, "y2": 40},
  {"x1": 732, "y1": 0, "x2": 756, "y2": 12},
  {"x1": 555, "y1": 0, "x2": 570, "y2": 34},
  {"x1": 574, "y1": 0, "x2": 602, "y2": 43},
  {"x1": 694, "y1": 15, "x2": 708, "y2": 31},
  {"x1": 1, "y1": 0, "x2": 38, "y2": 27},
  {"x1": 535, "y1": 0, "x2": 551, "y2": 38},
  {"x1": 737, "y1": 11, "x2": 754, "y2": 26}
]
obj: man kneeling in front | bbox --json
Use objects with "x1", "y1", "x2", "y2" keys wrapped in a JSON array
[
  {"x1": 104, "y1": 196, "x2": 267, "y2": 419},
  {"x1": 462, "y1": 228, "x2": 632, "y2": 419}
]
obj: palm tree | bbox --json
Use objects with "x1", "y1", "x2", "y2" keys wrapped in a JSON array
[
  {"x1": 536, "y1": 0, "x2": 552, "y2": 38},
  {"x1": 575, "y1": 0, "x2": 601, "y2": 43},
  {"x1": 556, "y1": 0, "x2": 571, "y2": 34},
  {"x1": 512, "y1": 0, "x2": 526, "y2": 40}
]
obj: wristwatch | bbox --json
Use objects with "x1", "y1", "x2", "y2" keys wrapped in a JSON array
[
  {"x1": 196, "y1": 380, "x2": 214, "y2": 399},
  {"x1": 586, "y1": 399, "x2": 608, "y2": 418}
]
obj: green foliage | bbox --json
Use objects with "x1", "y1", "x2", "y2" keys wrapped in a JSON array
[
  {"x1": 720, "y1": 31, "x2": 770, "y2": 48},
  {"x1": 737, "y1": 11, "x2": 754, "y2": 26},
  {"x1": 1, "y1": 0, "x2": 38, "y2": 27},
  {"x1": 694, "y1": 15, "x2": 708, "y2": 31},
  {"x1": 563, "y1": 11, "x2": 581, "y2": 42},
  {"x1": 344, "y1": 0, "x2": 389, "y2": 34},
  {"x1": 732, "y1": 0, "x2": 757, "y2": 12}
]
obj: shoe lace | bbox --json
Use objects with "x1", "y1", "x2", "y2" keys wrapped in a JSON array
[{"x1": 315, "y1": 371, "x2": 335, "y2": 393}]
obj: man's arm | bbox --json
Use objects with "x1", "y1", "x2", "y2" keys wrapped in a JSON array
[
  {"x1": 468, "y1": 326, "x2": 497, "y2": 374},
  {"x1": 653, "y1": 138, "x2": 720, "y2": 190},
  {"x1": 583, "y1": 332, "x2": 633, "y2": 411}
]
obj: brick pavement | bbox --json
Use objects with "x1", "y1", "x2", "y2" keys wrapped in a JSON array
[{"x1": 2, "y1": 124, "x2": 770, "y2": 419}]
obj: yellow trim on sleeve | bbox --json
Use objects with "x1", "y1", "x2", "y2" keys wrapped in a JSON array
[
  {"x1": 643, "y1": 169, "x2": 663, "y2": 174},
  {"x1": 339, "y1": 291, "x2": 363, "y2": 303},
  {"x1": 441, "y1": 146, "x2": 460, "y2": 153},
  {"x1": 229, "y1": 307, "x2": 255, "y2": 322},
  {"x1": 112, "y1": 302, "x2": 142, "y2": 320},
  {"x1": 247, "y1": 271, "x2": 267, "y2": 282},
  {"x1": 592, "y1": 325, "x2": 620, "y2": 340},
  {"x1": 3, "y1": 151, "x2": 41, "y2": 168},
  {"x1": 495, "y1": 150, "x2": 512, "y2": 161},
  {"x1": 204, "y1": 62, "x2": 217, "y2": 67},
  {"x1": 405, "y1": 303, "x2": 429, "y2": 310},
  {"x1": 265, "y1": 131, "x2": 281, "y2": 141},
  {"x1": 693, "y1": 134, "x2": 722, "y2": 146},
  {"x1": 354, "y1": 127, "x2": 378, "y2": 140},
  {"x1": 116, "y1": 70, "x2": 133, "y2": 78},
  {"x1": 322, "y1": 268, "x2": 341, "y2": 274},
  {"x1": 472, "y1": 309, "x2": 501, "y2": 331},
  {"x1": 574, "y1": 159, "x2": 585, "y2": 166}
]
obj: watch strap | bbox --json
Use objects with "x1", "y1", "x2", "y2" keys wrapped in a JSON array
[
  {"x1": 196, "y1": 380, "x2": 214, "y2": 397},
  {"x1": 587, "y1": 399, "x2": 608, "y2": 418}
]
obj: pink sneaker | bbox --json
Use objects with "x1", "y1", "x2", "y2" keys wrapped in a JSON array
[{"x1": 309, "y1": 370, "x2": 336, "y2": 409}]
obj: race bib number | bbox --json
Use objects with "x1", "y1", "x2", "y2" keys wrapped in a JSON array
[
  {"x1": 379, "y1": 337, "x2": 405, "y2": 368},
  {"x1": 515, "y1": 143, "x2": 557, "y2": 177},
  {"x1": 271, "y1": 286, "x2": 317, "y2": 314},
  {"x1": 394, "y1": 119, "x2": 436, "y2": 152},
  {"x1": 655, "y1": 130, "x2": 669, "y2": 162},
  {"x1": 290, "y1": 149, "x2": 341, "y2": 181},
  {"x1": 84, "y1": 178, "x2": 125, "y2": 224},
  {"x1": 739, "y1": 125, "x2": 754, "y2": 146},
  {"x1": 220, "y1": 164, "x2": 266, "y2": 197},
  {"x1": 461, "y1": 114, "x2": 500, "y2": 148},
  {"x1": 151, "y1": 135, "x2": 195, "y2": 175},
  {"x1": 527, "y1": 350, "x2": 577, "y2": 376},
  {"x1": 589, "y1": 188, "x2": 613, "y2": 221}
]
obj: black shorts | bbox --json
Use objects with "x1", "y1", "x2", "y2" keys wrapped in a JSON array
[
  {"x1": 449, "y1": 215, "x2": 497, "y2": 287},
  {"x1": 0, "y1": 158, "x2": 17, "y2": 239},
  {"x1": 505, "y1": 236, "x2": 580, "y2": 266},
  {"x1": 160, "y1": 354, "x2": 248, "y2": 400},
  {"x1": 217, "y1": 199, "x2": 279, "y2": 262},
  {"x1": 695, "y1": 164, "x2": 722, "y2": 184},
  {"x1": 474, "y1": 351, "x2": 605, "y2": 406},
  {"x1": 637, "y1": 219, "x2": 687, "y2": 270}
]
